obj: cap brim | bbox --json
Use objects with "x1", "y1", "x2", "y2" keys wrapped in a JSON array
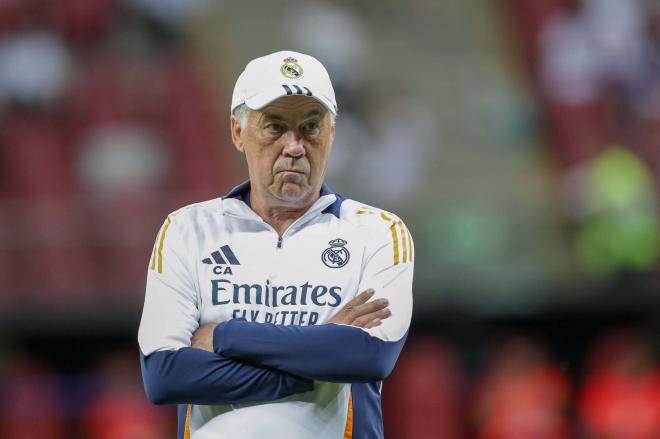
[{"x1": 244, "y1": 84, "x2": 337, "y2": 115}]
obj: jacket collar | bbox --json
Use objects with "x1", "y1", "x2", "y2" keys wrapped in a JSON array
[{"x1": 221, "y1": 180, "x2": 343, "y2": 223}]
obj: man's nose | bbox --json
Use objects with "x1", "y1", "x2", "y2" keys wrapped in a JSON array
[{"x1": 281, "y1": 130, "x2": 305, "y2": 158}]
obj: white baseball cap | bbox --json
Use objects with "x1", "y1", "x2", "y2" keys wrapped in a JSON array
[{"x1": 231, "y1": 50, "x2": 337, "y2": 115}]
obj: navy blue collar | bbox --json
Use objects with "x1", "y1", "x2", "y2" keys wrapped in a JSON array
[
  {"x1": 222, "y1": 180, "x2": 345, "y2": 218},
  {"x1": 223, "y1": 180, "x2": 252, "y2": 206}
]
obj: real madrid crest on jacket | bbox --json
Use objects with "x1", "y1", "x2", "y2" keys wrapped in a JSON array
[
  {"x1": 138, "y1": 180, "x2": 414, "y2": 439},
  {"x1": 322, "y1": 238, "x2": 350, "y2": 268}
]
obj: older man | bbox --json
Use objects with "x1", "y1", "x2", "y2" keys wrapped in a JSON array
[{"x1": 138, "y1": 51, "x2": 414, "y2": 439}]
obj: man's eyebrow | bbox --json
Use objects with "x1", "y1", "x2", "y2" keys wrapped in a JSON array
[
  {"x1": 303, "y1": 109, "x2": 322, "y2": 118},
  {"x1": 261, "y1": 109, "x2": 323, "y2": 121},
  {"x1": 261, "y1": 113, "x2": 286, "y2": 121}
]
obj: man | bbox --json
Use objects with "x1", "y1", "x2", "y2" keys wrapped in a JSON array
[{"x1": 138, "y1": 50, "x2": 414, "y2": 439}]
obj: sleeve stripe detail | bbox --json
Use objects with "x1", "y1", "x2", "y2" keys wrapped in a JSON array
[
  {"x1": 356, "y1": 207, "x2": 392, "y2": 222},
  {"x1": 150, "y1": 242, "x2": 157, "y2": 270},
  {"x1": 356, "y1": 206, "x2": 411, "y2": 265},
  {"x1": 390, "y1": 222, "x2": 400, "y2": 265},
  {"x1": 343, "y1": 392, "x2": 353, "y2": 439},
  {"x1": 398, "y1": 220, "x2": 408, "y2": 263},
  {"x1": 184, "y1": 404, "x2": 191, "y2": 439},
  {"x1": 150, "y1": 220, "x2": 167, "y2": 271},
  {"x1": 157, "y1": 216, "x2": 172, "y2": 274}
]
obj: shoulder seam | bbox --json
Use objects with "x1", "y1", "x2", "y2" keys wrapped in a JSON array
[{"x1": 170, "y1": 200, "x2": 216, "y2": 219}]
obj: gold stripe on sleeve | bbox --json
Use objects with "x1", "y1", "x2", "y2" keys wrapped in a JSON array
[
  {"x1": 380, "y1": 212, "x2": 392, "y2": 221},
  {"x1": 343, "y1": 393, "x2": 353, "y2": 439},
  {"x1": 390, "y1": 222, "x2": 400, "y2": 265},
  {"x1": 407, "y1": 228, "x2": 414, "y2": 262},
  {"x1": 398, "y1": 220, "x2": 408, "y2": 263},
  {"x1": 150, "y1": 221, "x2": 166, "y2": 271},
  {"x1": 157, "y1": 216, "x2": 172, "y2": 274},
  {"x1": 184, "y1": 404, "x2": 191, "y2": 439},
  {"x1": 149, "y1": 242, "x2": 157, "y2": 271}
]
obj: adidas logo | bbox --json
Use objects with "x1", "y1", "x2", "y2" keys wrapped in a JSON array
[{"x1": 202, "y1": 245, "x2": 241, "y2": 265}]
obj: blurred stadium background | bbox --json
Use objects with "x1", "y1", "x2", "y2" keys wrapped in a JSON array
[{"x1": 0, "y1": 0, "x2": 658, "y2": 437}]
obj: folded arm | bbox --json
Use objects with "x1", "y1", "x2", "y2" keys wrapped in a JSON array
[
  {"x1": 138, "y1": 215, "x2": 312, "y2": 405},
  {"x1": 209, "y1": 221, "x2": 414, "y2": 383},
  {"x1": 212, "y1": 318, "x2": 407, "y2": 382},
  {"x1": 140, "y1": 348, "x2": 312, "y2": 405}
]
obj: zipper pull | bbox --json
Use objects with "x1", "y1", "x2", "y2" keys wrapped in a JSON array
[{"x1": 277, "y1": 236, "x2": 283, "y2": 249}]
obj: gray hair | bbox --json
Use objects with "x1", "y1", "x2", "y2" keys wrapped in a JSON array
[
  {"x1": 232, "y1": 103, "x2": 337, "y2": 129},
  {"x1": 232, "y1": 104, "x2": 251, "y2": 129}
]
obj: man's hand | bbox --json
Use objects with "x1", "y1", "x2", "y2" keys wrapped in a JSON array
[
  {"x1": 191, "y1": 323, "x2": 217, "y2": 352},
  {"x1": 327, "y1": 289, "x2": 391, "y2": 329},
  {"x1": 191, "y1": 289, "x2": 388, "y2": 351}
]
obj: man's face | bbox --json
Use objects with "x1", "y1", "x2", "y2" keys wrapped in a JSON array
[{"x1": 231, "y1": 96, "x2": 335, "y2": 208}]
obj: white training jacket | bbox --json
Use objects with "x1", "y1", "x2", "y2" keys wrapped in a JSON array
[{"x1": 138, "y1": 181, "x2": 414, "y2": 439}]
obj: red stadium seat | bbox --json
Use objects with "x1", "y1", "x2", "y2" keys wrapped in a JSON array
[
  {"x1": 41, "y1": 0, "x2": 119, "y2": 42},
  {"x1": 1, "y1": 115, "x2": 94, "y2": 300},
  {"x1": 161, "y1": 56, "x2": 235, "y2": 198},
  {"x1": 85, "y1": 189, "x2": 164, "y2": 298},
  {"x1": 0, "y1": 208, "x2": 14, "y2": 303},
  {"x1": 0, "y1": 358, "x2": 67, "y2": 439},
  {"x1": 13, "y1": 199, "x2": 95, "y2": 299},
  {"x1": 82, "y1": 351, "x2": 171, "y2": 438},
  {"x1": 579, "y1": 330, "x2": 660, "y2": 439},
  {"x1": 0, "y1": 0, "x2": 28, "y2": 33},
  {"x1": 2, "y1": 116, "x2": 74, "y2": 198},
  {"x1": 383, "y1": 337, "x2": 465, "y2": 439},
  {"x1": 470, "y1": 336, "x2": 571, "y2": 439}
]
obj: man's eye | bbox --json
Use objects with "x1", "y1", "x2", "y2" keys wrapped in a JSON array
[
  {"x1": 266, "y1": 124, "x2": 284, "y2": 133},
  {"x1": 302, "y1": 121, "x2": 319, "y2": 132}
]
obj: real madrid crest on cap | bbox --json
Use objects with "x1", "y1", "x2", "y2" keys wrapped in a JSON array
[
  {"x1": 281, "y1": 57, "x2": 303, "y2": 79},
  {"x1": 322, "y1": 238, "x2": 350, "y2": 268}
]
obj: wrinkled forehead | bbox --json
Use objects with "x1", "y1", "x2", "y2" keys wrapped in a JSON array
[{"x1": 255, "y1": 96, "x2": 329, "y2": 121}]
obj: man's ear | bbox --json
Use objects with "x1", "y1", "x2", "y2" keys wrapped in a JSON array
[{"x1": 230, "y1": 116, "x2": 245, "y2": 153}]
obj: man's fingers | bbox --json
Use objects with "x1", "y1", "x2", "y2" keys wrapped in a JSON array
[
  {"x1": 350, "y1": 298, "x2": 389, "y2": 320},
  {"x1": 351, "y1": 307, "x2": 391, "y2": 328},
  {"x1": 350, "y1": 289, "x2": 376, "y2": 307},
  {"x1": 327, "y1": 289, "x2": 381, "y2": 325},
  {"x1": 362, "y1": 319, "x2": 382, "y2": 329}
]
